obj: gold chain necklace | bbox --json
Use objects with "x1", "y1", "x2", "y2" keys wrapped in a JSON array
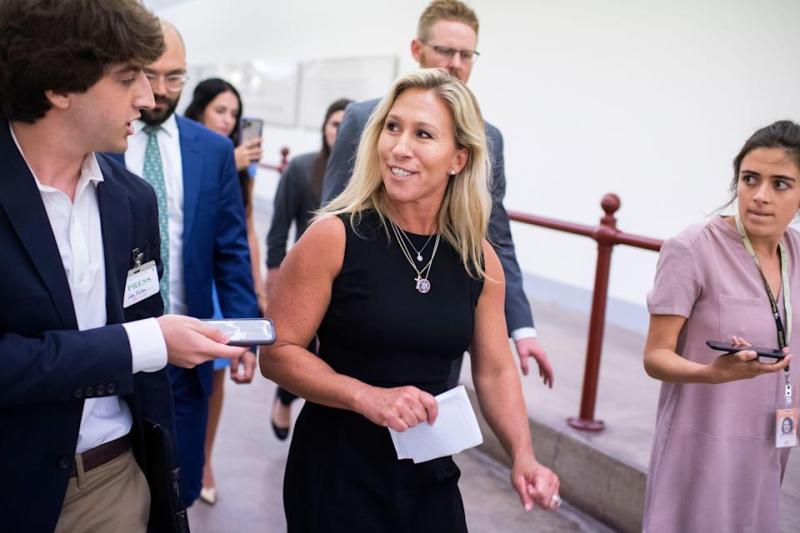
[{"x1": 389, "y1": 219, "x2": 440, "y2": 294}]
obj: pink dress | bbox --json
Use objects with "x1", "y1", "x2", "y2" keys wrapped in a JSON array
[{"x1": 644, "y1": 217, "x2": 800, "y2": 533}]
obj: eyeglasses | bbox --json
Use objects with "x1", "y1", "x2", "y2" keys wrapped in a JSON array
[
  {"x1": 144, "y1": 72, "x2": 189, "y2": 93},
  {"x1": 422, "y1": 41, "x2": 480, "y2": 63}
]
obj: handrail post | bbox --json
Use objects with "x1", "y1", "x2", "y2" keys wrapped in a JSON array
[{"x1": 567, "y1": 194, "x2": 621, "y2": 432}]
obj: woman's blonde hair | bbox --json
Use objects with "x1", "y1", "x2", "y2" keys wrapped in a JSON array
[{"x1": 319, "y1": 68, "x2": 491, "y2": 278}]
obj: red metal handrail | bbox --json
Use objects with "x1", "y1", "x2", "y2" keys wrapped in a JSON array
[
  {"x1": 508, "y1": 193, "x2": 664, "y2": 431},
  {"x1": 257, "y1": 146, "x2": 290, "y2": 174}
]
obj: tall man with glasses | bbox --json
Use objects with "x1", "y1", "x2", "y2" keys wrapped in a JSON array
[
  {"x1": 109, "y1": 20, "x2": 259, "y2": 508},
  {"x1": 321, "y1": 0, "x2": 554, "y2": 389}
]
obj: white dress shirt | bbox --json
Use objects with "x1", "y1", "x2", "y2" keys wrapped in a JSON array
[
  {"x1": 9, "y1": 124, "x2": 167, "y2": 454},
  {"x1": 512, "y1": 327, "x2": 537, "y2": 341},
  {"x1": 125, "y1": 116, "x2": 187, "y2": 315}
]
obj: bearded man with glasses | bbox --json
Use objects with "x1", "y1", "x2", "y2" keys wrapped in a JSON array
[
  {"x1": 321, "y1": 0, "x2": 554, "y2": 391},
  {"x1": 108, "y1": 20, "x2": 260, "y2": 509}
]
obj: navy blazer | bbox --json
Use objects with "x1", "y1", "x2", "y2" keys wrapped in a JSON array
[
  {"x1": 109, "y1": 116, "x2": 259, "y2": 396},
  {"x1": 322, "y1": 99, "x2": 534, "y2": 333},
  {"x1": 0, "y1": 119, "x2": 177, "y2": 532}
]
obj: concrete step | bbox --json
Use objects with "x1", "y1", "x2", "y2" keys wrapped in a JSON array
[{"x1": 466, "y1": 384, "x2": 643, "y2": 533}]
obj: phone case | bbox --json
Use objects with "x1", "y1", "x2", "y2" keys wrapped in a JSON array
[
  {"x1": 203, "y1": 318, "x2": 276, "y2": 346},
  {"x1": 706, "y1": 340, "x2": 785, "y2": 359},
  {"x1": 240, "y1": 118, "x2": 263, "y2": 144}
]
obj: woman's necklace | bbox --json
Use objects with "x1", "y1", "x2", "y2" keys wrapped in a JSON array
[
  {"x1": 389, "y1": 219, "x2": 440, "y2": 294},
  {"x1": 400, "y1": 230, "x2": 434, "y2": 262}
]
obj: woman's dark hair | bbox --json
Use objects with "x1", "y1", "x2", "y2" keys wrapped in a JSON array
[
  {"x1": 724, "y1": 120, "x2": 800, "y2": 206},
  {"x1": 311, "y1": 98, "x2": 353, "y2": 202},
  {"x1": 184, "y1": 78, "x2": 244, "y2": 144},
  {"x1": 184, "y1": 78, "x2": 253, "y2": 212},
  {"x1": 0, "y1": 0, "x2": 165, "y2": 123}
]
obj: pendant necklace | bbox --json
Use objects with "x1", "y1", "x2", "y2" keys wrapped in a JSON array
[
  {"x1": 399, "y1": 230, "x2": 434, "y2": 262},
  {"x1": 389, "y1": 219, "x2": 440, "y2": 294}
]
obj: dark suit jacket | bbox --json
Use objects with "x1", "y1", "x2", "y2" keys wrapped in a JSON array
[
  {"x1": 111, "y1": 117, "x2": 257, "y2": 508},
  {"x1": 322, "y1": 99, "x2": 534, "y2": 333},
  {"x1": 110, "y1": 116, "x2": 259, "y2": 398},
  {"x1": 266, "y1": 151, "x2": 319, "y2": 268},
  {"x1": 0, "y1": 119, "x2": 178, "y2": 532}
]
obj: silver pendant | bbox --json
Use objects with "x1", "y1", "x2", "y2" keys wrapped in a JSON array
[
  {"x1": 416, "y1": 253, "x2": 423, "y2": 262},
  {"x1": 416, "y1": 277, "x2": 431, "y2": 294}
]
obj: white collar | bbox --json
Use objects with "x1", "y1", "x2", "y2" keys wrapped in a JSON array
[{"x1": 133, "y1": 113, "x2": 178, "y2": 138}]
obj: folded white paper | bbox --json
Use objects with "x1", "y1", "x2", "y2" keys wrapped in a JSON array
[{"x1": 388, "y1": 385, "x2": 483, "y2": 464}]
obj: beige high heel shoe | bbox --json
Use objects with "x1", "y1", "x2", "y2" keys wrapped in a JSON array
[{"x1": 199, "y1": 486, "x2": 217, "y2": 505}]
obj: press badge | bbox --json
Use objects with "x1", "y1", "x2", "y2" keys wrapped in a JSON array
[
  {"x1": 123, "y1": 260, "x2": 159, "y2": 308},
  {"x1": 775, "y1": 408, "x2": 799, "y2": 448}
]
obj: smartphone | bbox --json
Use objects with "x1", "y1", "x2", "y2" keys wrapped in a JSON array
[
  {"x1": 706, "y1": 340, "x2": 786, "y2": 362},
  {"x1": 239, "y1": 117, "x2": 263, "y2": 145},
  {"x1": 203, "y1": 318, "x2": 276, "y2": 347}
]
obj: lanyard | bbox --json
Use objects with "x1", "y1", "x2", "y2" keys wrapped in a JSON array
[{"x1": 735, "y1": 214, "x2": 793, "y2": 405}]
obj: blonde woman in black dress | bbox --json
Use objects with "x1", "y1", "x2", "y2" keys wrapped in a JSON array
[{"x1": 260, "y1": 69, "x2": 559, "y2": 531}]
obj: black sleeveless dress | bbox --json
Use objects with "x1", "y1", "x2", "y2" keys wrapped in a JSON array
[{"x1": 283, "y1": 210, "x2": 484, "y2": 533}]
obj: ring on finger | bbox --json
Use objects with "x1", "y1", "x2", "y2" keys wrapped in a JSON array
[{"x1": 551, "y1": 494, "x2": 562, "y2": 508}]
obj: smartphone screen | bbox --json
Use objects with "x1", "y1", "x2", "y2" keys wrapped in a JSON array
[{"x1": 203, "y1": 318, "x2": 276, "y2": 346}]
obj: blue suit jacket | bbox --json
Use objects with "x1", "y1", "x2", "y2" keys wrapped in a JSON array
[
  {"x1": 0, "y1": 119, "x2": 178, "y2": 532},
  {"x1": 109, "y1": 116, "x2": 259, "y2": 397},
  {"x1": 322, "y1": 99, "x2": 534, "y2": 333}
]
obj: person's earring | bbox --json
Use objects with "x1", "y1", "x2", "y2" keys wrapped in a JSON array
[{"x1": 448, "y1": 169, "x2": 457, "y2": 177}]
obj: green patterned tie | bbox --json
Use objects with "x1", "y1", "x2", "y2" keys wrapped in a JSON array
[{"x1": 142, "y1": 125, "x2": 170, "y2": 311}]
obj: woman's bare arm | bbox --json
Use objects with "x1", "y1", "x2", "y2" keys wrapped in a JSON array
[
  {"x1": 644, "y1": 315, "x2": 790, "y2": 384},
  {"x1": 470, "y1": 241, "x2": 559, "y2": 511}
]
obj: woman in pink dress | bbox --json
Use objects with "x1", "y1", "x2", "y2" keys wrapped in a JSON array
[{"x1": 644, "y1": 120, "x2": 800, "y2": 532}]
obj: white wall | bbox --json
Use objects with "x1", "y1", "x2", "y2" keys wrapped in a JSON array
[{"x1": 150, "y1": 0, "x2": 800, "y2": 309}]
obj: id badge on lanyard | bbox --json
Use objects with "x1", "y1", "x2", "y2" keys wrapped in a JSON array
[
  {"x1": 123, "y1": 248, "x2": 159, "y2": 308},
  {"x1": 735, "y1": 214, "x2": 797, "y2": 448}
]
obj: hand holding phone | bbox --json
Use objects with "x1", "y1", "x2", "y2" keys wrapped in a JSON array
[
  {"x1": 704, "y1": 337, "x2": 791, "y2": 383},
  {"x1": 706, "y1": 339, "x2": 786, "y2": 362},
  {"x1": 239, "y1": 117, "x2": 263, "y2": 145},
  {"x1": 235, "y1": 117, "x2": 264, "y2": 171},
  {"x1": 203, "y1": 318, "x2": 276, "y2": 347}
]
